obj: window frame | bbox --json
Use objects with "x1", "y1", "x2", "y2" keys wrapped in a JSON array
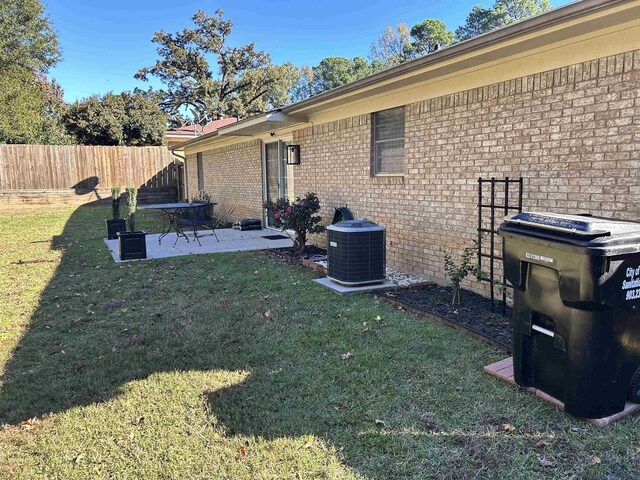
[{"x1": 371, "y1": 106, "x2": 405, "y2": 177}]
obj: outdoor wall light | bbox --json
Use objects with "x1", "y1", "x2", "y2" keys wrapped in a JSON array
[{"x1": 286, "y1": 144, "x2": 301, "y2": 165}]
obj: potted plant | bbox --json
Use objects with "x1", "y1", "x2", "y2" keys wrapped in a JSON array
[
  {"x1": 117, "y1": 186, "x2": 147, "y2": 260},
  {"x1": 105, "y1": 186, "x2": 127, "y2": 239}
]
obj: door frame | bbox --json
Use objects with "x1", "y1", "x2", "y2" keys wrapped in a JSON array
[{"x1": 262, "y1": 135, "x2": 293, "y2": 229}]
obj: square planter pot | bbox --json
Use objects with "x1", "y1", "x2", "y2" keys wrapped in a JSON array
[
  {"x1": 117, "y1": 231, "x2": 147, "y2": 260},
  {"x1": 106, "y1": 218, "x2": 127, "y2": 240}
]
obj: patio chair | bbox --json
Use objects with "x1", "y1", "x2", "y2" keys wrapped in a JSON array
[{"x1": 175, "y1": 202, "x2": 220, "y2": 245}]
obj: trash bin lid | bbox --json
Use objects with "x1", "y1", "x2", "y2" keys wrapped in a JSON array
[
  {"x1": 500, "y1": 212, "x2": 640, "y2": 254},
  {"x1": 327, "y1": 219, "x2": 384, "y2": 232}
]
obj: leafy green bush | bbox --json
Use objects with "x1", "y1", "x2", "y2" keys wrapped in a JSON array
[
  {"x1": 191, "y1": 190, "x2": 211, "y2": 204},
  {"x1": 264, "y1": 192, "x2": 324, "y2": 253},
  {"x1": 443, "y1": 238, "x2": 485, "y2": 304},
  {"x1": 214, "y1": 203, "x2": 235, "y2": 228}
]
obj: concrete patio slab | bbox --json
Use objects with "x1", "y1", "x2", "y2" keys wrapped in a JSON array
[
  {"x1": 313, "y1": 277, "x2": 397, "y2": 294},
  {"x1": 104, "y1": 228, "x2": 293, "y2": 263}
]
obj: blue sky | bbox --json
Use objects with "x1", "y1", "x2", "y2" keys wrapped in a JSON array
[{"x1": 45, "y1": 0, "x2": 572, "y2": 103}]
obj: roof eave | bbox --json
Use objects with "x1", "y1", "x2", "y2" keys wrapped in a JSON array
[
  {"x1": 170, "y1": 0, "x2": 631, "y2": 151},
  {"x1": 217, "y1": 110, "x2": 307, "y2": 136},
  {"x1": 169, "y1": 131, "x2": 220, "y2": 150},
  {"x1": 282, "y1": 0, "x2": 627, "y2": 115},
  {"x1": 165, "y1": 133, "x2": 196, "y2": 138}
]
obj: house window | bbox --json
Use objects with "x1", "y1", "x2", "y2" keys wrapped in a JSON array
[
  {"x1": 196, "y1": 152, "x2": 204, "y2": 191},
  {"x1": 372, "y1": 106, "x2": 405, "y2": 175}
]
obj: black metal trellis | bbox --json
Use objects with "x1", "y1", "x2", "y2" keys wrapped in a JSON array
[{"x1": 478, "y1": 177, "x2": 523, "y2": 315}]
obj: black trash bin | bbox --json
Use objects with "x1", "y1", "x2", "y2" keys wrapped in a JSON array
[{"x1": 499, "y1": 212, "x2": 640, "y2": 418}]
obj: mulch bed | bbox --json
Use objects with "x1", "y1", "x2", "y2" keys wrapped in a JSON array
[{"x1": 384, "y1": 284, "x2": 512, "y2": 352}]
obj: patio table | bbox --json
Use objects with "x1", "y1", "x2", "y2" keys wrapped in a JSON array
[{"x1": 139, "y1": 202, "x2": 216, "y2": 245}]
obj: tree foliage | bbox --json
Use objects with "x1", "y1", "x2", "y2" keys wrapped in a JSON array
[
  {"x1": 136, "y1": 9, "x2": 300, "y2": 122},
  {"x1": 368, "y1": 0, "x2": 553, "y2": 75},
  {"x1": 292, "y1": 57, "x2": 382, "y2": 99},
  {"x1": 312, "y1": 57, "x2": 377, "y2": 93},
  {"x1": 289, "y1": 66, "x2": 315, "y2": 103},
  {"x1": 64, "y1": 90, "x2": 168, "y2": 146},
  {"x1": 369, "y1": 20, "x2": 454, "y2": 67},
  {"x1": 369, "y1": 24, "x2": 413, "y2": 68},
  {"x1": 370, "y1": 18, "x2": 454, "y2": 67},
  {"x1": 454, "y1": 5, "x2": 502, "y2": 41},
  {"x1": 0, "y1": 70, "x2": 71, "y2": 144},
  {"x1": 456, "y1": 0, "x2": 552, "y2": 41},
  {"x1": 406, "y1": 19, "x2": 454, "y2": 57},
  {"x1": 496, "y1": 0, "x2": 553, "y2": 22},
  {"x1": 0, "y1": 0, "x2": 69, "y2": 144},
  {"x1": 0, "y1": 0, "x2": 60, "y2": 74}
]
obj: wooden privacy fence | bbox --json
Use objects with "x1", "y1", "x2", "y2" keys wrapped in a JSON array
[{"x1": 0, "y1": 145, "x2": 177, "y2": 206}]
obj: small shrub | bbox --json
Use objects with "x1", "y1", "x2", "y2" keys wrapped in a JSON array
[
  {"x1": 110, "y1": 186, "x2": 122, "y2": 219},
  {"x1": 443, "y1": 238, "x2": 484, "y2": 304},
  {"x1": 264, "y1": 192, "x2": 325, "y2": 254},
  {"x1": 214, "y1": 203, "x2": 235, "y2": 228},
  {"x1": 191, "y1": 191, "x2": 211, "y2": 204},
  {"x1": 126, "y1": 186, "x2": 138, "y2": 232}
]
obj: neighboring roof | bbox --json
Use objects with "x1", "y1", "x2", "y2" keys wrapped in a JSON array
[
  {"x1": 165, "y1": 117, "x2": 238, "y2": 137},
  {"x1": 171, "y1": 0, "x2": 637, "y2": 151}
]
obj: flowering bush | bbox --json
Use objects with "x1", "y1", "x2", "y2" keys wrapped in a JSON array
[{"x1": 264, "y1": 192, "x2": 325, "y2": 253}]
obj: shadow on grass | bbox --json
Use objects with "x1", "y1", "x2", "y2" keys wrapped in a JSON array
[
  {"x1": 3, "y1": 204, "x2": 637, "y2": 478},
  {"x1": 0, "y1": 202, "x2": 171, "y2": 423},
  {"x1": 0, "y1": 202, "x2": 483, "y2": 473}
]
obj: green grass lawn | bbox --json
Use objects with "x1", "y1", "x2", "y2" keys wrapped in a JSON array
[{"x1": 0, "y1": 205, "x2": 638, "y2": 479}]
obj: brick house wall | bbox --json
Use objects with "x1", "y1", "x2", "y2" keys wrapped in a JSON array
[
  {"x1": 293, "y1": 49, "x2": 640, "y2": 289},
  {"x1": 185, "y1": 139, "x2": 263, "y2": 221}
]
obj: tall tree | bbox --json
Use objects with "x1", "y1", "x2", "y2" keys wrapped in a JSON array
[
  {"x1": 299, "y1": 57, "x2": 376, "y2": 96},
  {"x1": 0, "y1": 0, "x2": 60, "y2": 73},
  {"x1": 289, "y1": 66, "x2": 315, "y2": 103},
  {"x1": 495, "y1": 0, "x2": 552, "y2": 22},
  {"x1": 406, "y1": 19, "x2": 454, "y2": 57},
  {"x1": 34, "y1": 77, "x2": 71, "y2": 144},
  {"x1": 64, "y1": 90, "x2": 168, "y2": 146},
  {"x1": 369, "y1": 23, "x2": 413, "y2": 68},
  {"x1": 0, "y1": 70, "x2": 70, "y2": 144},
  {"x1": 136, "y1": 9, "x2": 299, "y2": 122},
  {"x1": 291, "y1": 56, "x2": 387, "y2": 101},
  {"x1": 0, "y1": 0, "x2": 69, "y2": 144},
  {"x1": 454, "y1": 5, "x2": 500, "y2": 41},
  {"x1": 456, "y1": 0, "x2": 552, "y2": 41}
]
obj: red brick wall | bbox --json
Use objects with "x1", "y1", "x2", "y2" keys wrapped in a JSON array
[{"x1": 294, "y1": 49, "x2": 640, "y2": 289}]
